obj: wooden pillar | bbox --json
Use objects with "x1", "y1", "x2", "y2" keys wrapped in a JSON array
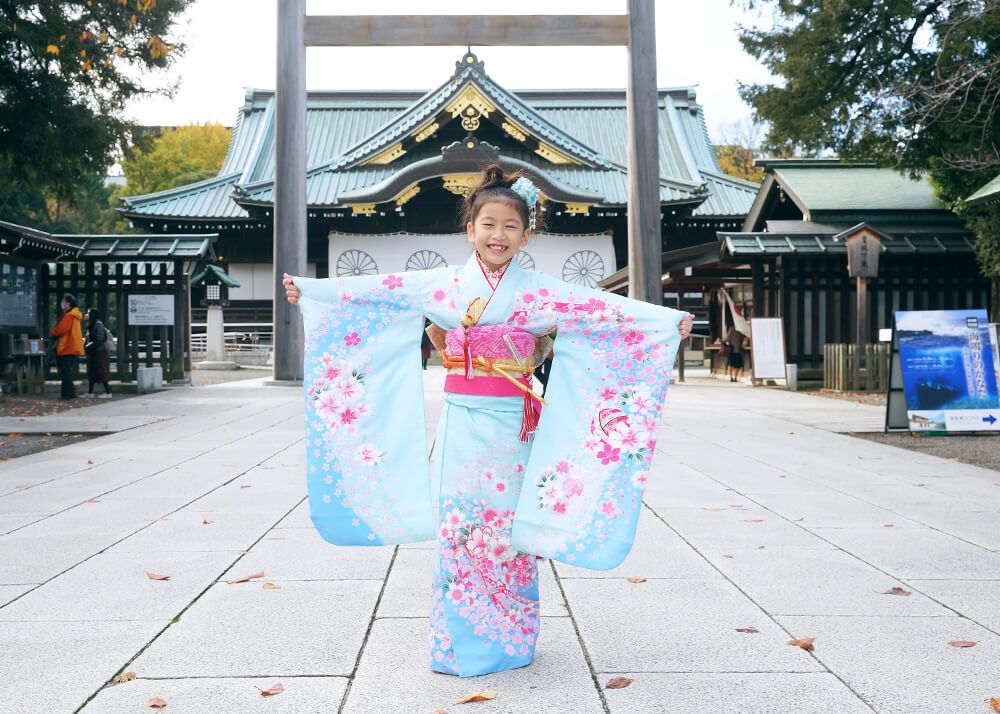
[
  {"x1": 751, "y1": 260, "x2": 763, "y2": 318},
  {"x1": 856, "y1": 276, "x2": 869, "y2": 348},
  {"x1": 626, "y1": 0, "x2": 660, "y2": 306},
  {"x1": 273, "y1": 0, "x2": 307, "y2": 381}
]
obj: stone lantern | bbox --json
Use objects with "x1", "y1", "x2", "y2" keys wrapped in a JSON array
[{"x1": 191, "y1": 264, "x2": 240, "y2": 370}]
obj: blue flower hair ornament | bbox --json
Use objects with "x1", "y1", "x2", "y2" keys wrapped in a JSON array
[{"x1": 510, "y1": 176, "x2": 540, "y2": 230}]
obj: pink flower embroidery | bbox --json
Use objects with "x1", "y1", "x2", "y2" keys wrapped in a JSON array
[
  {"x1": 433, "y1": 289, "x2": 447, "y2": 302},
  {"x1": 339, "y1": 407, "x2": 358, "y2": 425},
  {"x1": 584, "y1": 297, "x2": 606, "y2": 312},
  {"x1": 495, "y1": 482, "x2": 506, "y2": 493},
  {"x1": 522, "y1": 292, "x2": 536, "y2": 303},
  {"x1": 596, "y1": 443, "x2": 621, "y2": 465},
  {"x1": 551, "y1": 501, "x2": 567, "y2": 515},
  {"x1": 600, "y1": 499, "x2": 619, "y2": 516},
  {"x1": 562, "y1": 477, "x2": 584, "y2": 498},
  {"x1": 623, "y1": 329, "x2": 645, "y2": 346},
  {"x1": 601, "y1": 387, "x2": 617, "y2": 401},
  {"x1": 344, "y1": 332, "x2": 361, "y2": 347},
  {"x1": 555, "y1": 460, "x2": 571, "y2": 474},
  {"x1": 382, "y1": 275, "x2": 403, "y2": 290}
]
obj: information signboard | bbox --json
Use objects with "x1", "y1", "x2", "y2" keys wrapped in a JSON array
[
  {"x1": 895, "y1": 310, "x2": 1000, "y2": 432},
  {"x1": 0, "y1": 261, "x2": 38, "y2": 329},
  {"x1": 749, "y1": 317, "x2": 787, "y2": 381},
  {"x1": 128, "y1": 294, "x2": 174, "y2": 326}
]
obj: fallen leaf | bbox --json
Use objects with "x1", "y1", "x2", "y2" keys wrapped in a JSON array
[
  {"x1": 85, "y1": 499, "x2": 100, "y2": 504},
  {"x1": 729, "y1": 504, "x2": 746, "y2": 508},
  {"x1": 146, "y1": 572, "x2": 170, "y2": 581},
  {"x1": 87, "y1": 459, "x2": 94, "y2": 464},
  {"x1": 989, "y1": 697, "x2": 1000, "y2": 712},
  {"x1": 702, "y1": 507, "x2": 723, "y2": 511},
  {"x1": 202, "y1": 519, "x2": 213, "y2": 525},
  {"x1": 605, "y1": 677, "x2": 633, "y2": 690},
  {"x1": 239, "y1": 485, "x2": 251, "y2": 489},
  {"x1": 788, "y1": 637, "x2": 815, "y2": 651},
  {"x1": 456, "y1": 691, "x2": 498, "y2": 703},
  {"x1": 735, "y1": 627, "x2": 759, "y2": 633},
  {"x1": 744, "y1": 519, "x2": 765, "y2": 523},
  {"x1": 264, "y1": 536, "x2": 287, "y2": 541},
  {"x1": 626, "y1": 577, "x2": 646, "y2": 584},
  {"x1": 722, "y1": 554, "x2": 734, "y2": 559},
  {"x1": 948, "y1": 640, "x2": 977, "y2": 648},
  {"x1": 262, "y1": 582, "x2": 281, "y2": 589},
  {"x1": 256, "y1": 682, "x2": 284, "y2": 697},
  {"x1": 882, "y1": 586, "x2": 911, "y2": 596},
  {"x1": 113, "y1": 671, "x2": 136, "y2": 683},
  {"x1": 148, "y1": 697, "x2": 167, "y2": 708},
  {"x1": 227, "y1": 571, "x2": 265, "y2": 584},
  {"x1": 883, "y1": 524, "x2": 895, "y2": 528}
]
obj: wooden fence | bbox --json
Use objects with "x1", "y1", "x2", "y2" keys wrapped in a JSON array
[{"x1": 823, "y1": 343, "x2": 890, "y2": 392}]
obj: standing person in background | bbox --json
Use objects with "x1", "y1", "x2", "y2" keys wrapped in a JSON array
[
  {"x1": 83, "y1": 308, "x2": 113, "y2": 399},
  {"x1": 724, "y1": 322, "x2": 746, "y2": 382},
  {"x1": 50, "y1": 294, "x2": 84, "y2": 400},
  {"x1": 421, "y1": 319, "x2": 433, "y2": 369}
]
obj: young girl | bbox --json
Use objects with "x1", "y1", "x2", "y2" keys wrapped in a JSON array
[{"x1": 284, "y1": 164, "x2": 693, "y2": 677}]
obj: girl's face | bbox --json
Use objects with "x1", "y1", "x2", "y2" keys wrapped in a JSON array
[{"x1": 467, "y1": 200, "x2": 530, "y2": 269}]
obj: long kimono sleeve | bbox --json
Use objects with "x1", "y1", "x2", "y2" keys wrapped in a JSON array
[
  {"x1": 296, "y1": 270, "x2": 446, "y2": 546},
  {"x1": 509, "y1": 277, "x2": 685, "y2": 569}
]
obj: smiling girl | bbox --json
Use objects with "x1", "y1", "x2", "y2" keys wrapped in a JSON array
[{"x1": 284, "y1": 163, "x2": 692, "y2": 677}]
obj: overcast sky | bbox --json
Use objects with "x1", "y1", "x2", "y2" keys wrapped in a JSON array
[{"x1": 125, "y1": 0, "x2": 777, "y2": 144}]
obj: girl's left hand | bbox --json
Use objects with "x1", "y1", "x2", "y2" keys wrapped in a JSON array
[{"x1": 678, "y1": 313, "x2": 694, "y2": 340}]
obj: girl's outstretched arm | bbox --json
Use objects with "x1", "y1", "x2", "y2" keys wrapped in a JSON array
[{"x1": 282, "y1": 273, "x2": 301, "y2": 304}]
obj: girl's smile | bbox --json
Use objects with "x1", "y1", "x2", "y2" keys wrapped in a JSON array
[{"x1": 468, "y1": 200, "x2": 531, "y2": 269}]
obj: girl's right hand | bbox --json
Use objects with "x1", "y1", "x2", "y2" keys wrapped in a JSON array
[{"x1": 283, "y1": 273, "x2": 301, "y2": 305}]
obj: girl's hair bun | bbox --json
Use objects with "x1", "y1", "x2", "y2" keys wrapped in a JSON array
[{"x1": 460, "y1": 163, "x2": 542, "y2": 231}]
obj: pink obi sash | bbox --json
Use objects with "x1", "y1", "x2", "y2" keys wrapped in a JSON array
[
  {"x1": 444, "y1": 324, "x2": 535, "y2": 361},
  {"x1": 443, "y1": 373, "x2": 531, "y2": 397}
]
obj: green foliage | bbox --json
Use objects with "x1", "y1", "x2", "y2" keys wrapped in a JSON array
[
  {"x1": 963, "y1": 203, "x2": 1000, "y2": 279},
  {"x1": 736, "y1": 0, "x2": 999, "y2": 279},
  {"x1": 122, "y1": 123, "x2": 231, "y2": 196},
  {"x1": 0, "y1": 0, "x2": 192, "y2": 228}
]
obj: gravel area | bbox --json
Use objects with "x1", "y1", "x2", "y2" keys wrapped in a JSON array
[
  {"x1": 851, "y1": 431, "x2": 1000, "y2": 473},
  {"x1": 805, "y1": 388, "x2": 887, "y2": 407}
]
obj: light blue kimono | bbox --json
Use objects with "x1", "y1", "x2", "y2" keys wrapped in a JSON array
[{"x1": 297, "y1": 253, "x2": 684, "y2": 676}]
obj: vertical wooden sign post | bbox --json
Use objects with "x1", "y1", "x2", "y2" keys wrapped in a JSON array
[
  {"x1": 839, "y1": 223, "x2": 889, "y2": 349},
  {"x1": 273, "y1": 4, "x2": 659, "y2": 381}
]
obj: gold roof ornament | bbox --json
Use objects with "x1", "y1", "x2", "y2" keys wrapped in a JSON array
[
  {"x1": 349, "y1": 204, "x2": 377, "y2": 216},
  {"x1": 362, "y1": 143, "x2": 406, "y2": 165},
  {"x1": 535, "y1": 142, "x2": 579, "y2": 165},
  {"x1": 394, "y1": 184, "x2": 421, "y2": 206},
  {"x1": 502, "y1": 120, "x2": 528, "y2": 142},
  {"x1": 442, "y1": 174, "x2": 481, "y2": 196},
  {"x1": 412, "y1": 121, "x2": 439, "y2": 143},
  {"x1": 445, "y1": 85, "x2": 497, "y2": 132}
]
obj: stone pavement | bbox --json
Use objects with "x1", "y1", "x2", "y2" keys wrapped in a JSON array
[{"x1": 0, "y1": 372, "x2": 998, "y2": 713}]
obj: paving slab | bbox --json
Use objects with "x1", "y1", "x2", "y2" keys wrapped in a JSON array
[
  {"x1": 0, "y1": 620, "x2": 167, "y2": 712},
  {"x1": 602, "y1": 672, "x2": 873, "y2": 714},
  {"x1": 0, "y1": 550, "x2": 238, "y2": 621},
  {"x1": 0, "y1": 413, "x2": 172, "y2": 434},
  {"x1": 776, "y1": 615, "x2": 1000, "y2": 714},
  {"x1": 908, "y1": 579, "x2": 1000, "y2": 633},
  {"x1": 649, "y1": 505, "x2": 833, "y2": 550},
  {"x1": 342, "y1": 617, "x2": 603, "y2": 713},
  {"x1": 701, "y1": 546, "x2": 950, "y2": 617},
  {"x1": 224, "y1": 527, "x2": 394, "y2": 581},
  {"x1": 130, "y1": 579, "x2": 381, "y2": 677},
  {"x1": 561, "y1": 578, "x2": 823, "y2": 673},
  {"x1": 807, "y1": 524, "x2": 1000, "y2": 579},
  {"x1": 108, "y1": 509, "x2": 288, "y2": 554},
  {"x1": 82, "y1": 676, "x2": 349, "y2": 713},
  {"x1": 0, "y1": 583, "x2": 34, "y2": 606},
  {"x1": 554, "y1": 510, "x2": 720, "y2": 580}
]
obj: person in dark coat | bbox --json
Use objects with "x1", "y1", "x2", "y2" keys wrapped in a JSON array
[{"x1": 83, "y1": 308, "x2": 112, "y2": 398}]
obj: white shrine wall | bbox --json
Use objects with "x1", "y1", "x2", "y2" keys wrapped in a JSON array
[{"x1": 327, "y1": 232, "x2": 616, "y2": 288}]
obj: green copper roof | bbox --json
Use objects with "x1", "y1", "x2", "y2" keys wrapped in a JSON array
[
  {"x1": 121, "y1": 54, "x2": 757, "y2": 221},
  {"x1": 764, "y1": 160, "x2": 944, "y2": 213},
  {"x1": 966, "y1": 173, "x2": 1000, "y2": 207},
  {"x1": 720, "y1": 231, "x2": 974, "y2": 256}
]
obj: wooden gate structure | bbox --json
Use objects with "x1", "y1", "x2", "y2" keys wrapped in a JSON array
[
  {"x1": 0, "y1": 221, "x2": 216, "y2": 383},
  {"x1": 273, "y1": 2, "x2": 661, "y2": 380}
]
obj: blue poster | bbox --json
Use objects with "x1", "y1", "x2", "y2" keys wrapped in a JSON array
[{"x1": 895, "y1": 310, "x2": 1000, "y2": 432}]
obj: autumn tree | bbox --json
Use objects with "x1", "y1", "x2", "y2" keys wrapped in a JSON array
[
  {"x1": 122, "y1": 123, "x2": 231, "y2": 196},
  {"x1": 0, "y1": 0, "x2": 192, "y2": 229},
  {"x1": 714, "y1": 120, "x2": 765, "y2": 183},
  {"x1": 735, "y1": 0, "x2": 1000, "y2": 285}
]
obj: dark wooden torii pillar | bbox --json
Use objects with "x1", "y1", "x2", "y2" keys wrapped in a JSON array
[{"x1": 274, "y1": 3, "x2": 660, "y2": 381}]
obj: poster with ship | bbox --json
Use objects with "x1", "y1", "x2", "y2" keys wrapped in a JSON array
[{"x1": 895, "y1": 310, "x2": 1000, "y2": 432}]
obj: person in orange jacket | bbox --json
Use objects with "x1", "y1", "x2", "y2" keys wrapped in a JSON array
[{"x1": 50, "y1": 293, "x2": 85, "y2": 400}]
